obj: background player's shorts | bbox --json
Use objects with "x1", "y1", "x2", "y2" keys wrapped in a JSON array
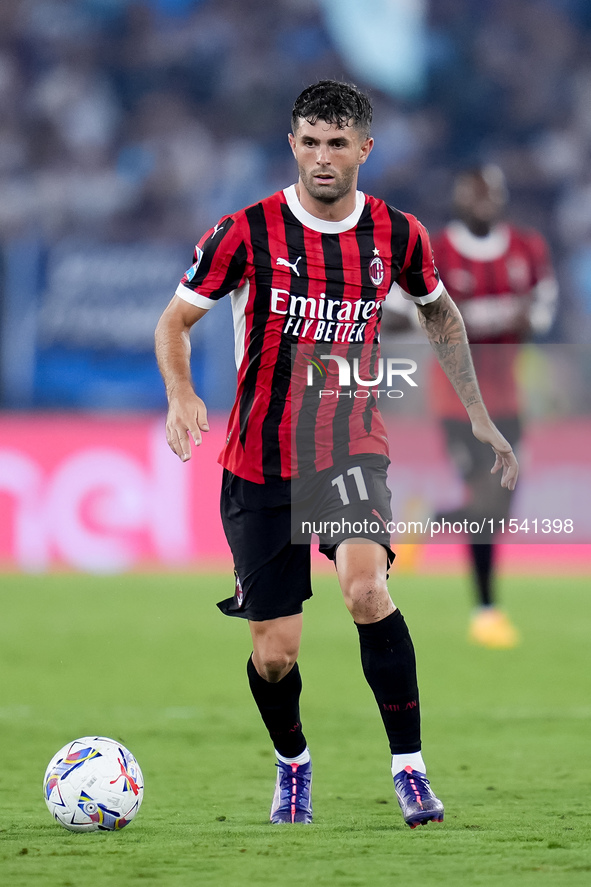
[
  {"x1": 441, "y1": 416, "x2": 521, "y2": 482},
  {"x1": 439, "y1": 416, "x2": 521, "y2": 537},
  {"x1": 217, "y1": 454, "x2": 394, "y2": 622}
]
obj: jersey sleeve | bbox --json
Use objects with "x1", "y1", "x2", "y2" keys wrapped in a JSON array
[
  {"x1": 175, "y1": 216, "x2": 248, "y2": 309},
  {"x1": 526, "y1": 230, "x2": 558, "y2": 336},
  {"x1": 526, "y1": 229, "x2": 554, "y2": 283},
  {"x1": 397, "y1": 216, "x2": 444, "y2": 306}
]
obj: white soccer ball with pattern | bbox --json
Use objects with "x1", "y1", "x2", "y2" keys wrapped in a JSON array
[{"x1": 43, "y1": 736, "x2": 144, "y2": 832}]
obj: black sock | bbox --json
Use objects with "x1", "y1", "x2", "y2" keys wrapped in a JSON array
[
  {"x1": 469, "y1": 543, "x2": 495, "y2": 607},
  {"x1": 246, "y1": 656, "x2": 307, "y2": 758},
  {"x1": 355, "y1": 610, "x2": 421, "y2": 754}
]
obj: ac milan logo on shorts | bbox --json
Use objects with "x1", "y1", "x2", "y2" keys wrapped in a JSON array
[
  {"x1": 235, "y1": 573, "x2": 244, "y2": 607},
  {"x1": 369, "y1": 256, "x2": 384, "y2": 286}
]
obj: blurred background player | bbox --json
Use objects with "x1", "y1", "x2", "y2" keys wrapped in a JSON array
[
  {"x1": 429, "y1": 165, "x2": 558, "y2": 648},
  {"x1": 382, "y1": 164, "x2": 557, "y2": 648}
]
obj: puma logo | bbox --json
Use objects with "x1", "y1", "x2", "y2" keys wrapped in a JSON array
[
  {"x1": 110, "y1": 757, "x2": 140, "y2": 795},
  {"x1": 372, "y1": 508, "x2": 388, "y2": 531},
  {"x1": 276, "y1": 256, "x2": 302, "y2": 276}
]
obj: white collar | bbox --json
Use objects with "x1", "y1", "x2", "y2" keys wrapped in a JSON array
[
  {"x1": 283, "y1": 184, "x2": 365, "y2": 233},
  {"x1": 446, "y1": 220, "x2": 511, "y2": 261}
]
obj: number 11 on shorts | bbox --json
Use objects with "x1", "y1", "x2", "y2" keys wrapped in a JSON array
[{"x1": 331, "y1": 466, "x2": 369, "y2": 505}]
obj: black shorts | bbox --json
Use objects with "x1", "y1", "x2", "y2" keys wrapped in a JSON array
[
  {"x1": 217, "y1": 454, "x2": 394, "y2": 622},
  {"x1": 440, "y1": 416, "x2": 521, "y2": 533}
]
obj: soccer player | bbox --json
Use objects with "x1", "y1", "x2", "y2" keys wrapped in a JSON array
[
  {"x1": 430, "y1": 165, "x2": 557, "y2": 648},
  {"x1": 155, "y1": 81, "x2": 518, "y2": 828}
]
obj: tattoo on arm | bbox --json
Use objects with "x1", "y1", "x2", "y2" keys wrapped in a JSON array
[{"x1": 418, "y1": 290, "x2": 483, "y2": 409}]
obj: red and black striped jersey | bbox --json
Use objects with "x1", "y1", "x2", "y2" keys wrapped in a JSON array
[
  {"x1": 176, "y1": 185, "x2": 442, "y2": 482},
  {"x1": 429, "y1": 221, "x2": 557, "y2": 419}
]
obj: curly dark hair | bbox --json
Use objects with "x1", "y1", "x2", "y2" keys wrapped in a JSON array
[{"x1": 292, "y1": 80, "x2": 372, "y2": 138}]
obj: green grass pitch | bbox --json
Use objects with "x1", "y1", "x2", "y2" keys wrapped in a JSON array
[{"x1": 0, "y1": 569, "x2": 590, "y2": 886}]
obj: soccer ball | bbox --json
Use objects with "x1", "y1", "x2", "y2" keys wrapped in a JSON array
[{"x1": 43, "y1": 736, "x2": 144, "y2": 832}]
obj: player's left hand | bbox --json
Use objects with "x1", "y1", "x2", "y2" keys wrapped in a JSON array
[
  {"x1": 488, "y1": 445, "x2": 519, "y2": 491},
  {"x1": 469, "y1": 410, "x2": 519, "y2": 491}
]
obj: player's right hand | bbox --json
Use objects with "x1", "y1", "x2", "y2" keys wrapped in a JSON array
[{"x1": 165, "y1": 393, "x2": 209, "y2": 462}]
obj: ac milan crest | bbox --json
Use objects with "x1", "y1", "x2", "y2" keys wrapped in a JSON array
[
  {"x1": 235, "y1": 572, "x2": 244, "y2": 607},
  {"x1": 369, "y1": 254, "x2": 384, "y2": 286}
]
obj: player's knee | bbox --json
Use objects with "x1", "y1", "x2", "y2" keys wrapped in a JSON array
[
  {"x1": 342, "y1": 575, "x2": 390, "y2": 621},
  {"x1": 253, "y1": 650, "x2": 298, "y2": 683}
]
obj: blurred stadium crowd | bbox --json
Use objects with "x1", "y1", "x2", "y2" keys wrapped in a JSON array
[{"x1": 1, "y1": 0, "x2": 591, "y2": 410}]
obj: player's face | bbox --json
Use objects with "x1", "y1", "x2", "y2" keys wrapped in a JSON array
[
  {"x1": 289, "y1": 118, "x2": 373, "y2": 205},
  {"x1": 454, "y1": 170, "x2": 508, "y2": 230}
]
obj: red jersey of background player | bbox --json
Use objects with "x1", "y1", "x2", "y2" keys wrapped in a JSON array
[
  {"x1": 176, "y1": 185, "x2": 442, "y2": 482},
  {"x1": 430, "y1": 219, "x2": 557, "y2": 419}
]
